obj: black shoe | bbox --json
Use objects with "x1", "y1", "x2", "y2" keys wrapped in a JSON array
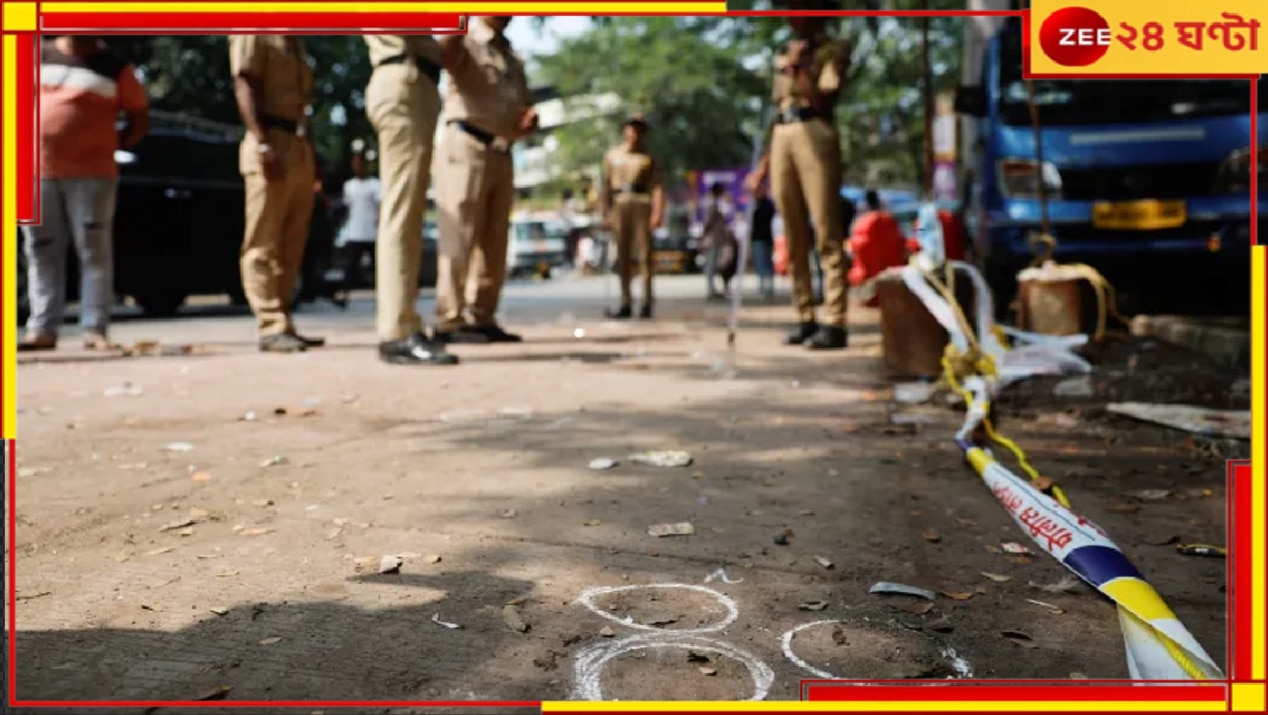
[
  {"x1": 479, "y1": 324, "x2": 522, "y2": 343},
  {"x1": 379, "y1": 333, "x2": 459, "y2": 365},
  {"x1": 288, "y1": 331, "x2": 326, "y2": 348},
  {"x1": 804, "y1": 325, "x2": 848, "y2": 350},
  {"x1": 260, "y1": 333, "x2": 307, "y2": 353},
  {"x1": 784, "y1": 321, "x2": 819, "y2": 345},
  {"x1": 434, "y1": 326, "x2": 490, "y2": 344},
  {"x1": 638, "y1": 304, "x2": 653, "y2": 319},
  {"x1": 605, "y1": 305, "x2": 632, "y2": 319}
]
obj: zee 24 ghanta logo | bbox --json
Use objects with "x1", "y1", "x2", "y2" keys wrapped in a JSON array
[{"x1": 1038, "y1": 6, "x2": 1261, "y2": 68}]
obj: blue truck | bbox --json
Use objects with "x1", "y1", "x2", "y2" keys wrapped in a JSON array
[{"x1": 955, "y1": 17, "x2": 1263, "y2": 316}]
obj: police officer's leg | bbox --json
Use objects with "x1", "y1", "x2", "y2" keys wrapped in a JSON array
[
  {"x1": 435, "y1": 127, "x2": 491, "y2": 339},
  {"x1": 608, "y1": 198, "x2": 634, "y2": 317},
  {"x1": 63, "y1": 177, "x2": 119, "y2": 347},
  {"x1": 242, "y1": 172, "x2": 297, "y2": 346},
  {"x1": 769, "y1": 124, "x2": 818, "y2": 344},
  {"x1": 368, "y1": 68, "x2": 439, "y2": 343},
  {"x1": 467, "y1": 151, "x2": 516, "y2": 340},
  {"x1": 278, "y1": 142, "x2": 316, "y2": 334},
  {"x1": 20, "y1": 179, "x2": 70, "y2": 349},
  {"x1": 795, "y1": 119, "x2": 847, "y2": 349},
  {"x1": 635, "y1": 201, "x2": 654, "y2": 317}
]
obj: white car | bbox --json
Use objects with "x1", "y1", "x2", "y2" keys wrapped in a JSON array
[{"x1": 507, "y1": 217, "x2": 569, "y2": 279}]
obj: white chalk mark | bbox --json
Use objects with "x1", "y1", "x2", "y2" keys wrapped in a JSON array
[
  {"x1": 703, "y1": 568, "x2": 742, "y2": 584},
  {"x1": 571, "y1": 632, "x2": 773, "y2": 702},
  {"x1": 781, "y1": 620, "x2": 974, "y2": 681},
  {"x1": 577, "y1": 583, "x2": 739, "y2": 634},
  {"x1": 780, "y1": 620, "x2": 843, "y2": 679}
]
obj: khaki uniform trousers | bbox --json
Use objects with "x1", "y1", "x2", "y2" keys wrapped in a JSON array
[
  {"x1": 434, "y1": 123, "x2": 515, "y2": 331},
  {"x1": 769, "y1": 118, "x2": 847, "y2": 326},
  {"x1": 612, "y1": 194, "x2": 654, "y2": 306},
  {"x1": 366, "y1": 63, "x2": 441, "y2": 342},
  {"x1": 241, "y1": 130, "x2": 315, "y2": 336}
]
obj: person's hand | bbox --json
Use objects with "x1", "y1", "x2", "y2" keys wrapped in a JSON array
[
  {"x1": 260, "y1": 145, "x2": 285, "y2": 183},
  {"x1": 651, "y1": 214, "x2": 664, "y2": 230},
  {"x1": 744, "y1": 168, "x2": 766, "y2": 193},
  {"x1": 786, "y1": 40, "x2": 811, "y2": 72},
  {"x1": 517, "y1": 106, "x2": 538, "y2": 134}
]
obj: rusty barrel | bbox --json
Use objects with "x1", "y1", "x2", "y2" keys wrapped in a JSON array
[{"x1": 876, "y1": 266, "x2": 977, "y2": 379}]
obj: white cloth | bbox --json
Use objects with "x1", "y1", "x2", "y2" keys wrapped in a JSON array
[{"x1": 341, "y1": 176, "x2": 382, "y2": 242}]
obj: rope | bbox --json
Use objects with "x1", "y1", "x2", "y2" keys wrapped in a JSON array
[{"x1": 1026, "y1": 234, "x2": 1131, "y2": 342}]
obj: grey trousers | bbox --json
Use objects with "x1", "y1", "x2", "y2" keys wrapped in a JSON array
[{"x1": 22, "y1": 178, "x2": 119, "y2": 336}]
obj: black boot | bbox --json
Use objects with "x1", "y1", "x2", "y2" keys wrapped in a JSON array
[
  {"x1": 638, "y1": 304, "x2": 653, "y2": 319},
  {"x1": 605, "y1": 305, "x2": 632, "y2": 319},
  {"x1": 804, "y1": 325, "x2": 848, "y2": 350},
  {"x1": 379, "y1": 333, "x2": 459, "y2": 365},
  {"x1": 260, "y1": 333, "x2": 307, "y2": 353},
  {"x1": 784, "y1": 321, "x2": 819, "y2": 345}
]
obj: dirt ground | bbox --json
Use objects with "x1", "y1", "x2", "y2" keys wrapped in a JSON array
[{"x1": 3, "y1": 276, "x2": 1242, "y2": 709}]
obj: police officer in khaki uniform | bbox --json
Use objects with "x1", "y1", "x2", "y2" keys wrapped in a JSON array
[
  {"x1": 600, "y1": 114, "x2": 663, "y2": 319},
  {"x1": 746, "y1": 8, "x2": 851, "y2": 350},
  {"x1": 434, "y1": 17, "x2": 536, "y2": 344},
  {"x1": 363, "y1": 35, "x2": 457, "y2": 365},
  {"x1": 230, "y1": 35, "x2": 324, "y2": 353}
]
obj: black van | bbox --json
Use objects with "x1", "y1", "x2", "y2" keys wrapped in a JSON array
[{"x1": 16, "y1": 111, "x2": 340, "y2": 323}]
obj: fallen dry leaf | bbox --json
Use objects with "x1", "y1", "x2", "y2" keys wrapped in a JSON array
[
  {"x1": 378, "y1": 555, "x2": 403, "y2": 575},
  {"x1": 905, "y1": 602, "x2": 935, "y2": 615},
  {"x1": 239, "y1": 528, "x2": 273, "y2": 537},
  {"x1": 1002, "y1": 630, "x2": 1037, "y2": 648},
  {"x1": 258, "y1": 637, "x2": 282, "y2": 646},
  {"x1": 921, "y1": 529, "x2": 941, "y2": 543},
  {"x1": 599, "y1": 626, "x2": 615, "y2": 637},
  {"x1": 813, "y1": 555, "x2": 834, "y2": 570},
  {"x1": 583, "y1": 519, "x2": 602, "y2": 527},
  {"x1": 190, "y1": 472, "x2": 212, "y2": 482},
  {"x1": 981, "y1": 572, "x2": 1012, "y2": 583},
  {"x1": 798, "y1": 600, "x2": 829, "y2": 611},
  {"x1": 941, "y1": 591, "x2": 976, "y2": 601},
  {"x1": 698, "y1": 667, "x2": 717, "y2": 676}
]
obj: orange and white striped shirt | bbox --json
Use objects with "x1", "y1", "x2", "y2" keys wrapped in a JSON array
[{"x1": 39, "y1": 40, "x2": 149, "y2": 179}]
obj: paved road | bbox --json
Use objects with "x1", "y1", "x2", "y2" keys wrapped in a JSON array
[{"x1": 9, "y1": 274, "x2": 1231, "y2": 706}]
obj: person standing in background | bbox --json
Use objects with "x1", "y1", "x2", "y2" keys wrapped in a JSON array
[
  {"x1": 363, "y1": 34, "x2": 456, "y2": 365},
  {"x1": 749, "y1": 183, "x2": 777, "y2": 301},
  {"x1": 20, "y1": 35, "x2": 149, "y2": 352},
  {"x1": 434, "y1": 16, "x2": 536, "y2": 344},
  {"x1": 230, "y1": 34, "x2": 325, "y2": 353},
  {"x1": 599, "y1": 113, "x2": 663, "y2": 319},
  {"x1": 701, "y1": 182, "x2": 733, "y2": 301},
  {"x1": 746, "y1": 8, "x2": 851, "y2": 350},
  {"x1": 339, "y1": 150, "x2": 381, "y2": 289}
]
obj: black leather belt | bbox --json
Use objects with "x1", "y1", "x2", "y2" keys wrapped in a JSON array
[
  {"x1": 775, "y1": 106, "x2": 824, "y2": 124},
  {"x1": 450, "y1": 120, "x2": 511, "y2": 153},
  {"x1": 614, "y1": 182, "x2": 650, "y2": 196},
  {"x1": 262, "y1": 114, "x2": 300, "y2": 134},
  {"x1": 375, "y1": 54, "x2": 442, "y2": 85}
]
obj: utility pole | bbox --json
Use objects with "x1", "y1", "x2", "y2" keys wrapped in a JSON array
[{"x1": 921, "y1": 0, "x2": 934, "y2": 197}]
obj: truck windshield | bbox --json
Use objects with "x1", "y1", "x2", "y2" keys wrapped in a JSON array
[{"x1": 997, "y1": 31, "x2": 1263, "y2": 126}]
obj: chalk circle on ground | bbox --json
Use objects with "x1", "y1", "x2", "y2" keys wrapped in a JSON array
[
  {"x1": 780, "y1": 620, "x2": 972, "y2": 680},
  {"x1": 571, "y1": 632, "x2": 774, "y2": 702},
  {"x1": 577, "y1": 583, "x2": 739, "y2": 634}
]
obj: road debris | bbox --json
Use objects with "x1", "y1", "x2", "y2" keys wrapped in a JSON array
[
  {"x1": 921, "y1": 529, "x2": 941, "y2": 543},
  {"x1": 584, "y1": 519, "x2": 602, "y2": 527},
  {"x1": 1176, "y1": 544, "x2": 1226, "y2": 558},
  {"x1": 869, "y1": 582, "x2": 935, "y2": 600},
  {"x1": 503, "y1": 605, "x2": 530, "y2": 633},
  {"x1": 1026, "y1": 598, "x2": 1064, "y2": 615},
  {"x1": 103, "y1": 383, "x2": 143, "y2": 397},
  {"x1": 798, "y1": 600, "x2": 829, "y2": 611},
  {"x1": 1052, "y1": 376, "x2": 1094, "y2": 398},
  {"x1": 628, "y1": 450, "x2": 693, "y2": 468},
  {"x1": 894, "y1": 381, "x2": 936, "y2": 404},
  {"x1": 258, "y1": 637, "x2": 282, "y2": 646},
  {"x1": 190, "y1": 471, "x2": 212, "y2": 482},
  {"x1": 1002, "y1": 630, "x2": 1037, "y2": 648},
  {"x1": 431, "y1": 614, "x2": 462, "y2": 629},
  {"x1": 1001, "y1": 542, "x2": 1032, "y2": 554},
  {"x1": 499, "y1": 509, "x2": 518, "y2": 519},
  {"x1": 158, "y1": 518, "x2": 196, "y2": 533},
  {"x1": 1029, "y1": 575, "x2": 1085, "y2": 594},
  {"x1": 423, "y1": 554, "x2": 442, "y2": 564},
  {"x1": 163, "y1": 442, "x2": 195, "y2": 452},
  {"x1": 698, "y1": 667, "x2": 718, "y2": 676},
  {"x1": 260, "y1": 456, "x2": 288, "y2": 467},
  {"x1": 981, "y1": 572, "x2": 1012, "y2": 583},
  {"x1": 1106, "y1": 402, "x2": 1250, "y2": 440},
  {"x1": 1126, "y1": 489, "x2": 1171, "y2": 501},
  {"x1": 378, "y1": 555, "x2": 404, "y2": 574},
  {"x1": 773, "y1": 527, "x2": 795, "y2": 545},
  {"x1": 588, "y1": 458, "x2": 618, "y2": 470},
  {"x1": 813, "y1": 555, "x2": 835, "y2": 570},
  {"x1": 941, "y1": 591, "x2": 976, "y2": 601},
  {"x1": 648, "y1": 522, "x2": 695, "y2": 537},
  {"x1": 599, "y1": 626, "x2": 615, "y2": 637}
]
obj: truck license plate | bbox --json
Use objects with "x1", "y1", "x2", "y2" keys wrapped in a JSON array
[{"x1": 1091, "y1": 200, "x2": 1186, "y2": 230}]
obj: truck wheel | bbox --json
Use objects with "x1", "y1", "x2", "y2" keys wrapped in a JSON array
[{"x1": 135, "y1": 289, "x2": 188, "y2": 317}]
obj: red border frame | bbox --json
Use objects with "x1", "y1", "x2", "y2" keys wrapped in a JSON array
[{"x1": 6, "y1": 5, "x2": 1260, "y2": 710}]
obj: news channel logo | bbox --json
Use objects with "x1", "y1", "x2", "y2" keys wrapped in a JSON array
[{"x1": 1038, "y1": 6, "x2": 1116, "y2": 67}]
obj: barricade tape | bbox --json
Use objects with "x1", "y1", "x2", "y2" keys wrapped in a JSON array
[{"x1": 897, "y1": 259, "x2": 1224, "y2": 681}]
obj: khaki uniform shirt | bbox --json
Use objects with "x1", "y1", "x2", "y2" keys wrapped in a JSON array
[
  {"x1": 770, "y1": 36, "x2": 850, "y2": 111},
  {"x1": 364, "y1": 35, "x2": 443, "y2": 68},
  {"x1": 602, "y1": 145, "x2": 659, "y2": 206},
  {"x1": 445, "y1": 19, "x2": 532, "y2": 137},
  {"x1": 229, "y1": 35, "x2": 313, "y2": 174}
]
